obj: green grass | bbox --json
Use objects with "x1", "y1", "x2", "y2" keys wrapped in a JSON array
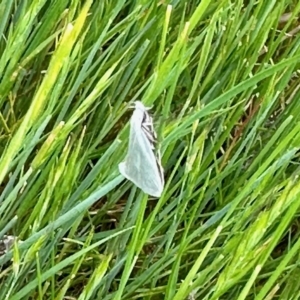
[{"x1": 0, "y1": 0, "x2": 300, "y2": 299}]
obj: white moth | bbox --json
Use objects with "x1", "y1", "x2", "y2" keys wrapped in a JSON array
[{"x1": 118, "y1": 101, "x2": 164, "y2": 197}]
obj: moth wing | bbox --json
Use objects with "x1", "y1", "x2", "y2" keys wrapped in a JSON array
[{"x1": 119, "y1": 117, "x2": 164, "y2": 197}]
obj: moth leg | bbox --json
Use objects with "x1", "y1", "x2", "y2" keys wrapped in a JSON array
[
  {"x1": 143, "y1": 133, "x2": 156, "y2": 149},
  {"x1": 142, "y1": 116, "x2": 157, "y2": 138},
  {"x1": 142, "y1": 121, "x2": 157, "y2": 140},
  {"x1": 142, "y1": 126, "x2": 157, "y2": 146},
  {"x1": 155, "y1": 150, "x2": 164, "y2": 183}
]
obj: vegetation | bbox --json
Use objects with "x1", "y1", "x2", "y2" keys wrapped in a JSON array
[{"x1": 0, "y1": 0, "x2": 300, "y2": 299}]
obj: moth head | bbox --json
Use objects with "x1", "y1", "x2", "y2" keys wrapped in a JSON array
[
  {"x1": 133, "y1": 101, "x2": 145, "y2": 109},
  {"x1": 132, "y1": 101, "x2": 152, "y2": 111}
]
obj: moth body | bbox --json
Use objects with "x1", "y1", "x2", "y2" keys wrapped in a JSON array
[{"x1": 119, "y1": 101, "x2": 164, "y2": 197}]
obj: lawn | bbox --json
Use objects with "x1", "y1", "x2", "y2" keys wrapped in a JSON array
[{"x1": 0, "y1": 0, "x2": 300, "y2": 299}]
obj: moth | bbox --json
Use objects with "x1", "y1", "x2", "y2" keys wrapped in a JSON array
[{"x1": 118, "y1": 101, "x2": 164, "y2": 197}]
